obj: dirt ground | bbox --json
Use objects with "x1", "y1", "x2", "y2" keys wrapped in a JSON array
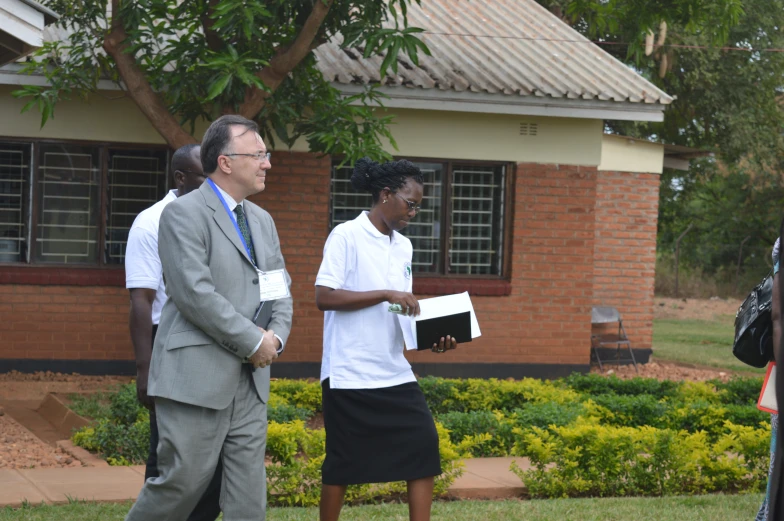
[
  {"x1": 0, "y1": 372, "x2": 132, "y2": 470},
  {"x1": 0, "y1": 371, "x2": 132, "y2": 402},
  {"x1": 653, "y1": 296, "x2": 742, "y2": 321},
  {"x1": 0, "y1": 413, "x2": 82, "y2": 470},
  {"x1": 589, "y1": 360, "x2": 736, "y2": 382}
]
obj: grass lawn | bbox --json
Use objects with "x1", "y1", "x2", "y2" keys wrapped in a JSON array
[
  {"x1": 0, "y1": 494, "x2": 765, "y2": 521},
  {"x1": 652, "y1": 317, "x2": 765, "y2": 373}
]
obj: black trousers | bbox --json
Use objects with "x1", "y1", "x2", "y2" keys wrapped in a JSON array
[{"x1": 145, "y1": 325, "x2": 223, "y2": 521}]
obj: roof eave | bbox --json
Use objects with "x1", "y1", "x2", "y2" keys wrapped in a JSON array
[
  {"x1": 18, "y1": 0, "x2": 59, "y2": 25},
  {"x1": 336, "y1": 83, "x2": 668, "y2": 122}
]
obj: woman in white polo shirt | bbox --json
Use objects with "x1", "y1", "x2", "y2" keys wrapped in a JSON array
[{"x1": 315, "y1": 157, "x2": 456, "y2": 521}]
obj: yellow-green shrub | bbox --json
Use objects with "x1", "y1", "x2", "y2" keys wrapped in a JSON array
[
  {"x1": 266, "y1": 420, "x2": 471, "y2": 506},
  {"x1": 71, "y1": 392, "x2": 150, "y2": 466},
  {"x1": 672, "y1": 380, "x2": 721, "y2": 405},
  {"x1": 270, "y1": 380, "x2": 322, "y2": 412},
  {"x1": 420, "y1": 377, "x2": 579, "y2": 414},
  {"x1": 510, "y1": 420, "x2": 770, "y2": 499}
]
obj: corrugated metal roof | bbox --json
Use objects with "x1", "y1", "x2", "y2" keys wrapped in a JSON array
[{"x1": 314, "y1": 0, "x2": 672, "y2": 105}]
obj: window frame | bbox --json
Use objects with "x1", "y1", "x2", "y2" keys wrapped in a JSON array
[
  {"x1": 330, "y1": 155, "x2": 516, "y2": 280},
  {"x1": 0, "y1": 136, "x2": 171, "y2": 269}
]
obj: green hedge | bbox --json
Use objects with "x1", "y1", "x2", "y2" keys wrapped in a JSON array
[
  {"x1": 511, "y1": 420, "x2": 770, "y2": 498},
  {"x1": 563, "y1": 373, "x2": 680, "y2": 400},
  {"x1": 71, "y1": 383, "x2": 150, "y2": 466},
  {"x1": 265, "y1": 421, "x2": 476, "y2": 506},
  {"x1": 71, "y1": 374, "x2": 771, "y2": 501}
]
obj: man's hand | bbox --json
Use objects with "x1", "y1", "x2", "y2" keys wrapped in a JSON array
[
  {"x1": 431, "y1": 335, "x2": 458, "y2": 354},
  {"x1": 249, "y1": 328, "x2": 279, "y2": 369},
  {"x1": 386, "y1": 291, "x2": 420, "y2": 316},
  {"x1": 135, "y1": 365, "x2": 155, "y2": 410}
]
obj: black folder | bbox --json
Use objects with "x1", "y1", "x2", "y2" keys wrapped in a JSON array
[
  {"x1": 254, "y1": 302, "x2": 273, "y2": 329},
  {"x1": 415, "y1": 311, "x2": 473, "y2": 351}
]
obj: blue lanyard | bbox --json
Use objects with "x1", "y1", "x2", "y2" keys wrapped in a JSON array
[{"x1": 207, "y1": 178, "x2": 255, "y2": 265}]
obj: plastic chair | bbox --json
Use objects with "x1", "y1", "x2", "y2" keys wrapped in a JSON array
[{"x1": 590, "y1": 306, "x2": 638, "y2": 373}]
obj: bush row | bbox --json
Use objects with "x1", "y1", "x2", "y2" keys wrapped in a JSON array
[
  {"x1": 265, "y1": 421, "x2": 477, "y2": 506},
  {"x1": 72, "y1": 375, "x2": 768, "y2": 464},
  {"x1": 511, "y1": 420, "x2": 770, "y2": 498},
  {"x1": 71, "y1": 374, "x2": 769, "y2": 501},
  {"x1": 269, "y1": 375, "x2": 765, "y2": 416},
  {"x1": 436, "y1": 398, "x2": 768, "y2": 458}
]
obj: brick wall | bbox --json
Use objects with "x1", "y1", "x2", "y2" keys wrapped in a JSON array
[
  {"x1": 0, "y1": 285, "x2": 130, "y2": 360},
  {"x1": 591, "y1": 170, "x2": 660, "y2": 349},
  {"x1": 0, "y1": 158, "x2": 660, "y2": 374},
  {"x1": 404, "y1": 163, "x2": 598, "y2": 367},
  {"x1": 0, "y1": 151, "x2": 332, "y2": 365}
]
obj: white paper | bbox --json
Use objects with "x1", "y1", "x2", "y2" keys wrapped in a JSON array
[
  {"x1": 397, "y1": 292, "x2": 481, "y2": 351},
  {"x1": 258, "y1": 269, "x2": 290, "y2": 301},
  {"x1": 760, "y1": 364, "x2": 778, "y2": 413}
]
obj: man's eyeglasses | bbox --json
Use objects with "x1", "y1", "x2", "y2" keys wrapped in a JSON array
[
  {"x1": 224, "y1": 152, "x2": 271, "y2": 162},
  {"x1": 394, "y1": 192, "x2": 421, "y2": 213}
]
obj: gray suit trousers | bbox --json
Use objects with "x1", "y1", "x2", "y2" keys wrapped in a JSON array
[{"x1": 125, "y1": 366, "x2": 267, "y2": 521}]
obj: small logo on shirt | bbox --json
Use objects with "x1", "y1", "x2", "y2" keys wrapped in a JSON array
[{"x1": 404, "y1": 262, "x2": 412, "y2": 279}]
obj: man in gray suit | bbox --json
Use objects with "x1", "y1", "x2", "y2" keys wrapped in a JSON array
[{"x1": 125, "y1": 115, "x2": 293, "y2": 521}]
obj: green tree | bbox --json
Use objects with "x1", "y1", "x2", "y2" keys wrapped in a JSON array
[
  {"x1": 536, "y1": 0, "x2": 743, "y2": 64},
  {"x1": 648, "y1": 0, "x2": 784, "y2": 273},
  {"x1": 13, "y1": 0, "x2": 430, "y2": 162},
  {"x1": 538, "y1": 0, "x2": 784, "y2": 278}
]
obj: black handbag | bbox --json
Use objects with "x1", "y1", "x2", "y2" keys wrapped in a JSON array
[{"x1": 732, "y1": 271, "x2": 775, "y2": 368}]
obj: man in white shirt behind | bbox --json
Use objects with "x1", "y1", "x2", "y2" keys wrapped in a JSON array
[{"x1": 125, "y1": 144, "x2": 221, "y2": 521}]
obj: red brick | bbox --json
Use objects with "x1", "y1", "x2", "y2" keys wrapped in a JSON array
[{"x1": 0, "y1": 159, "x2": 657, "y2": 366}]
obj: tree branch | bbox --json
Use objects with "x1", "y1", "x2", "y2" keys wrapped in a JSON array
[
  {"x1": 200, "y1": 0, "x2": 223, "y2": 52},
  {"x1": 103, "y1": 0, "x2": 197, "y2": 149},
  {"x1": 238, "y1": 0, "x2": 334, "y2": 120}
]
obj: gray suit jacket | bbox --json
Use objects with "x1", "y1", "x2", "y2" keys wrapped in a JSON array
[{"x1": 148, "y1": 181, "x2": 293, "y2": 410}]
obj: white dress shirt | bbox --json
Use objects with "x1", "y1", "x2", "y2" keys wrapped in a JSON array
[
  {"x1": 125, "y1": 190, "x2": 179, "y2": 325},
  {"x1": 316, "y1": 211, "x2": 417, "y2": 389}
]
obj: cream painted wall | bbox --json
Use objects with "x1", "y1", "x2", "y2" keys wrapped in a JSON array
[
  {"x1": 0, "y1": 85, "x2": 180, "y2": 143},
  {"x1": 598, "y1": 134, "x2": 664, "y2": 174},
  {"x1": 0, "y1": 86, "x2": 603, "y2": 166},
  {"x1": 382, "y1": 109, "x2": 603, "y2": 166}
]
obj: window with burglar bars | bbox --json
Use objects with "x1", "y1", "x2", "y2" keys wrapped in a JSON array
[
  {"x1": 105, "y1": 150, "x2": 168, "y2": 264},
  {"x1": 36, "y1": 144, "x2": 101, "y2": 264},
  {"x1": 330, "y1": 159, "x2": 506, "y2": 276},
  {"x1": 0, "y1": 143, "x2": 30, "y2": 263},
  {"x1": 0, "y1": 139, "x2": 169, "y2": 266}
]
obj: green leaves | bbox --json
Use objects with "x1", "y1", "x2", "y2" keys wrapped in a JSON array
[
  {"x1": 201, "y1": 44, "x2": 269, "y2": 102},
  {"x1": 206, "y1": 74, "x2": 232, "y2": 100},
  {"x1": 363, "y1": 26, "x2": 430, "y2": 76},
  {"x1": 563, "y1": 0, "x2": 744, "y2": 62},
  {"x1": 15, "y1": 0, "x2": 427, "y2": 161},
  {"x1": 300, "y1": 84, "x2": 399, "y2": 165},
  {"x1": 209, "y1": 1, "x2": 272, "y2": 42}
]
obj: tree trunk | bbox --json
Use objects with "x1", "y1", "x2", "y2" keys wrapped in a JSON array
[
  {"x1": 104, "y1": 0, "x2": 199, "y2": 149},
  {"x1": 238, "y1": 0, "x2": 334, "y2": 119}
]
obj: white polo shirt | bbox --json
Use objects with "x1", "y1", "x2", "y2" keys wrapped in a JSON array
[
  {"x1": 316, "y1": 211, "x2": 417, "y2": 389},
  {"x1": 125, "y1": 190, "x2": 178, "y2": 325}
]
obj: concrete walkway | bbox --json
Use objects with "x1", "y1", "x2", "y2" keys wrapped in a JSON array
[{"x1": 0, "y1": 457, "x2": 529, "y2": 507}]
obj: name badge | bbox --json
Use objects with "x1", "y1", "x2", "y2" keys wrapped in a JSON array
[{"x1": 258, "y1": 269, "x2": 290, "y2": 301}]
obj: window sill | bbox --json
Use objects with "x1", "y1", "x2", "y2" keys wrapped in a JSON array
[
  {"x1": 413, "y1": 278, "x2": 511, "y2": 297},
  {"x1": 0, "y1": 265, "x2": 125, "y2": 286}
]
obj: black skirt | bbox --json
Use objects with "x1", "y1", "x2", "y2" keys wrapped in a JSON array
[{"x1": 321, "y1": 379, "x2": 442, "y2": 485}]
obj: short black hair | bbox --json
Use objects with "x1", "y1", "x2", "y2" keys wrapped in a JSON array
[
  {"x1": 201, "y1": 115, "x2": 259, "y2": 174},
  {"x1": 350, "y1": 157, "x2": 424, "y2": 203},
  {"x1": 171, "y1": 144, "x2": 200, "y2": 176}
]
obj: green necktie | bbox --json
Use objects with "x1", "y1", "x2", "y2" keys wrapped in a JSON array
[{"x1": 233, "y1": 204, "x2": 257, "y2": 265}]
